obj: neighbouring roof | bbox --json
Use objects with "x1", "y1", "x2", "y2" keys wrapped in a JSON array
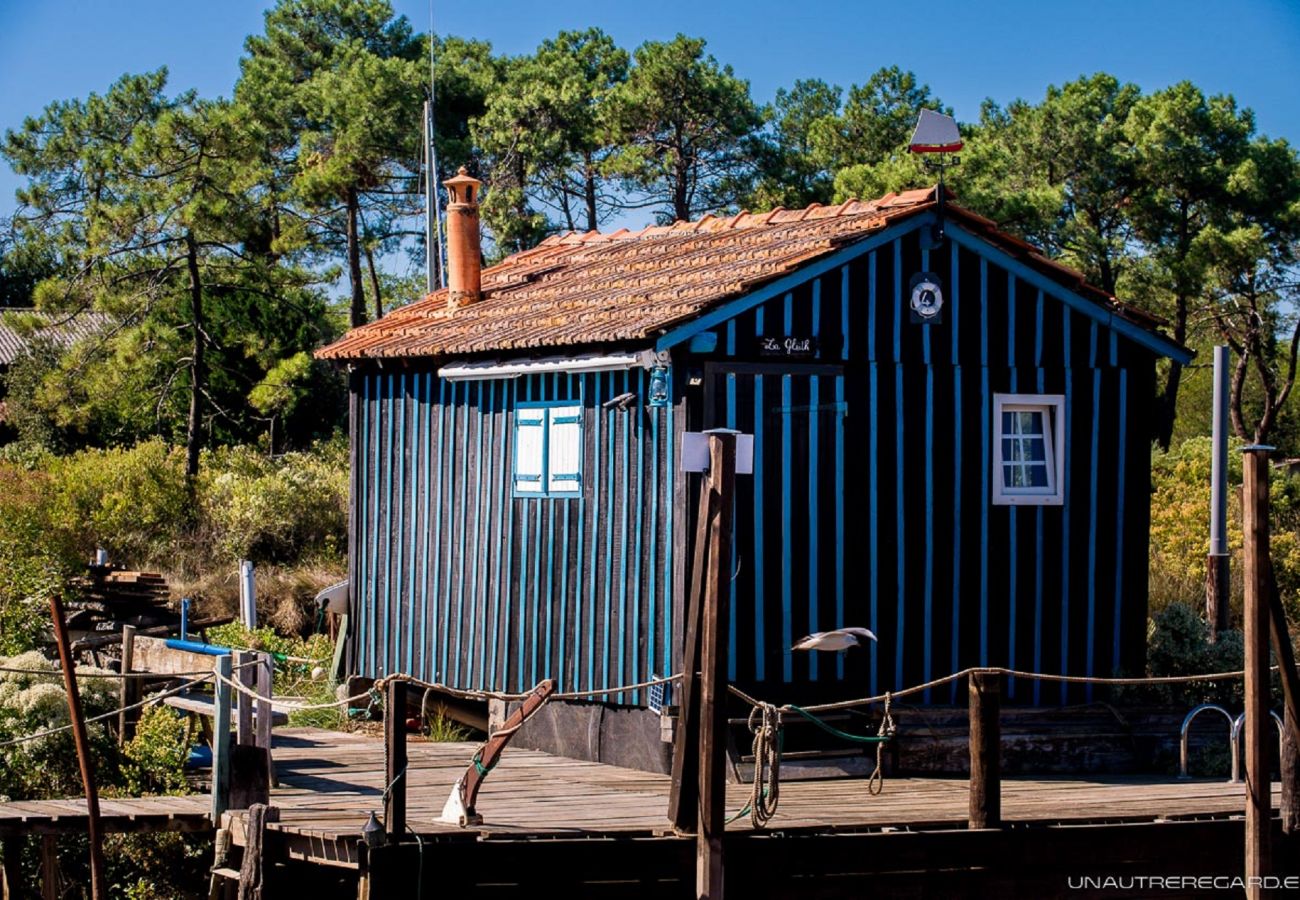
[
  {"x1": 0, "y1": 309, "x2": 113, "y2": 367},
  {"x1": 317, "y1": 186, "x2": 1173, "y2": 362}
]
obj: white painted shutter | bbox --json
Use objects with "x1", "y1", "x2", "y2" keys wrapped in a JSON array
[
  {"x1": 547, "y1": 405, "x2": 583, "y2": 494},
  {"x1": 514, "y1": 408, "x2": 546, "y2": 493}
]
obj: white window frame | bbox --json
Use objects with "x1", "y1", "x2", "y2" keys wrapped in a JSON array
[
  {"x1": 512, "y1": 401, "x2": 583, "y2": 499},
  {"x1": 992, "y1": 393, "x2": 1065, "y2": 506}
]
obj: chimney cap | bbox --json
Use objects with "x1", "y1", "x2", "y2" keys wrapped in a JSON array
[{"x1": 443, "y1": 166, "x2": 481, "y2": 189}]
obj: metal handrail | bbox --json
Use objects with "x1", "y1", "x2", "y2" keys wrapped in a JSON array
[
  {"x1": 1230, "y1": 710, "x2": 1285, "y2": 785},
  {"x1": 1178, "y1": 704, "x2": 1235, "y2": 781}
]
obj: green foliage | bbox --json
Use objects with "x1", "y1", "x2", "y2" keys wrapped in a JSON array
[
  {"x1": 0, "y1": 463, "x2": 75, "y2": 654},
  {"x1": 45, "y1": 439, "x2": 191, "y2": 565},
  {"x1": 1144, "y1": 602, "x2": 1244, "y2": 707},
  {"x1": 199, "y1": 438, "x2": 348, "y2": 563},
  {"x1": 120, "y1": 706, "x2": 191, "y2": 796}
]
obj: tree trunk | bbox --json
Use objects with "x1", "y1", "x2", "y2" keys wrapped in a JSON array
[
  {"x1": 1154, "y1": 294, "x2": 1189, "y2": 450},
  {"x1": 364, "y1": 243, "x2": 383, "y2": 320},
  {"x1": 184, "y1": 231, "x2": 204, "y2": 481},
  {"x1": 673, "y1": 158, "x2": 690, "y2": 222},
  {"x1": 345, "y1": 186, "x2": 366, "y2": 328},
  {"x1": 584, "y1": 152, "x2": 599, "y2": 233}
]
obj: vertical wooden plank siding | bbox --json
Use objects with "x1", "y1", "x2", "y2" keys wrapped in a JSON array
[
  {"x1": 348, "y1": 364, "x2": 673, "y2": 696},
  {"x1": 348, "y1": 221, "x2": 1158, "y2": 707}
]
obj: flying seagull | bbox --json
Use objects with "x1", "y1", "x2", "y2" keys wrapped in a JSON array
[{"x1": 792, "y1": 627, "x2": 877, "y2": 652}]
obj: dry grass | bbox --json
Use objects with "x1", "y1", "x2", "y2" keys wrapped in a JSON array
[{"x1": 165, "y1": 560, "x2": 345, "y2": 637}]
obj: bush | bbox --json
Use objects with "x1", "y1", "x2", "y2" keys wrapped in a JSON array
[
  {"x1": 0, "y1": 651, "x2": 118, "y2": 801},
  {"x1": 1144, "y1": 601, "x2": 1244, "y2": 707},
  {"x1": 199, "y1": 438, "x2": 348, "y2": 564},
  {"x1": 44, "y1": 439, "x2": 191, "y2": 565},
  {"x1": 120, "y1": 706, "x2": 191, "y2": 796}
]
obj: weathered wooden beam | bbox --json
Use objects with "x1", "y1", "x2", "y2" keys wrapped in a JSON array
[
  {"x1": 39, "y1": 836, "x2": 58, "y2": 900},
  {"x1": 70, "y1": 616, "x2": 234, "y2": 653},
  {"x1": 697, "y1": 433, "x2": 736, "y2": 900},
  {"x1": 237, "y1": 803, "x2": 279, "y2": 900},
  {"x1": 1242, "y1": 446, "x2": 1272, "y2": 896},
  {"x1": 438, "y1": 680, "x2": 554, "y2": 827},
  {"x1": 968, "y1": 670, "x2": 1002, "y2": 830},
  {"x1": 256, "y1": 652, "x2": 277, "y2": 789},
  {"x1": 668, "y1": 458, "x2": 716, "y2": 833},
  {"x1": 132, "y1": 635, "x2": 229, "y2": 677},
  {"x1": 117, "y1": 624, "x2": 138, "y2": 745},
  {"x1": 49, "y1": 596, "x2": 106, "y2": 900},
  {"x1": 236, "y1": 650, "x2": 256, "y2": 747},
  {"x1": 384, "y1": 678, "x2": 407, "y2": 842},
  {"x1": 212, "y1": 654, "x2": 233, "y2": 824}
]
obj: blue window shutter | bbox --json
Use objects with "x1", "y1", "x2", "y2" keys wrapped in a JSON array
[
  {"x1": 514, "y1": 409, "x2": 546, "y2": 493},
  {"x1": 547, "y1": 405, "x2": 583, "y2": 494}
]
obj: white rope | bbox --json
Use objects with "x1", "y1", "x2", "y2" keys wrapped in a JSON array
[{"x1": 0, "y1": 674, "x2": 215, "y2": 750}]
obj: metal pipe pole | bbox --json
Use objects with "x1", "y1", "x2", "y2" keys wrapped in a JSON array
[
  {"x1": 1241, "y1": 445, "x2": 1274, "y2": 897},
  {"x1": 48, "y1": 596, "x2": 107, "y2": 899},
  {"x1": 1207, "y1": 345, "x2": 1231, "y2": 640}
]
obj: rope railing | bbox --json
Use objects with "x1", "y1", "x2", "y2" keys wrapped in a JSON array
[
  {"x1": 0, "y1": 673, "x2": 216, "y2": 750},
  {"x1": 731, "y1": 664, "x2": 1271, "y2": 715}
]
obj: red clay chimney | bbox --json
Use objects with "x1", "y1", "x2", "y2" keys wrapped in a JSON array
[{"x1": 443, "y1": 166, "x2": 483, "y2": 308}]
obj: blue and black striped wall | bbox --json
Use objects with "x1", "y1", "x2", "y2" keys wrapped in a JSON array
[
  {"x1": 349, "y1": 365, "x2": 678, "y2": 702},
  {"x1": 667, "y1": 216, "x2": 1165, "y2": 706}
]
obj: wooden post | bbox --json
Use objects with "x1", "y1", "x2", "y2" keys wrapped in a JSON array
[
  {"x1": 2, "y1": 837, "x2": 22, "y2": 900},
  {"x1": 237, "y1": 803, "x2": 279, "y2": 900},
  {"x1": 668, "y1": 460, "x2": 717, "y2": 833},
  {"x1": 236, "y1": 650, "x2": 256, "y2": 747},
  {"x1": 697, "y1": 433, "x2": 736, "y2": 900},
  {"x1": 968, "y1": 670, "x2": 1002, "y2": 830},
  {"x1": 117, "y1": 624, "x2": 138, "y2": 745},
  {"x1": 1242, "y1": 446, "x2": 1272, "y2": 896},
  {"x1": 384, "y1": 678, "x2": 407, "y2": 842},
  {"x1": 1284, "y1": 705, "x2": 1298, "y2": 838},
  {"x1": 212, "y1": 653, "x2": 233, "y2": 824},
  {"x1": 48, "y1": 595, "x2": 106, "y2": 899},
  {"x1": 256, "y1": 652, "x2": 277, "y2": 789},
  {"x1": 39, "y1": 836, "x2": 58, "y2": 900}
]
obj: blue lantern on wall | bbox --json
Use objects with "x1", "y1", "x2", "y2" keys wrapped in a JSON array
[{"x1": 649, "y1": 365, "x2": 670, "y2": 408}]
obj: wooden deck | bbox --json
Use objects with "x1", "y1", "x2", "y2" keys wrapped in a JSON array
[
  {"x1": 0, "y1": 727, "x2": 1292, "y2": 897},
  {"x1": 224, "y1": 727, "x2": 1281, "y2": 866},
  {"x1": 0, "y1": 795, "x2": 209, "y2": 837}
]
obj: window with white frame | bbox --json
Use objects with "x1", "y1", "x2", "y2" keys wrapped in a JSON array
[
  {"x1": 992, "y1": 394, "x2": 1065, "y2": 506},
  {"x1": 513, "y1": 402, "x2": 583, "y2": 497}
]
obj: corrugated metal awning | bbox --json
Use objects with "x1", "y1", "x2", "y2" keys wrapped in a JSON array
[{"x1": 438, "y1": 350, "x2": 664, "y2": 382}]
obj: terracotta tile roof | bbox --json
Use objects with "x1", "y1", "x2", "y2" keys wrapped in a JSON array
[
  {"x1": 0, "y1": 309, "x2": 114, "y2": 367},
  {"x1": 317, "y1": 187, "x2": 1167, "y2": 361}
]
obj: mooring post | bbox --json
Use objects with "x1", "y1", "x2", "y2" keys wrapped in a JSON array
[
  {"x1": 1207, "y1": 345, "x2": 1231, "y2": 641},
  {"x1": 384, "y1": 678, "x2": 407, "y2": 842},
  {"x1": 968, "y1": 670, "x2": 1002, "y2": 830},
  {"x1": 212, "y1": 653, "x2": 233, "y2": 824},
  {"x1": 697, "y1": 432, "x2": 736, "y2": 900},
  {"x1": 118, "y1": 624, "x2": 138, "y2": 745},
  {"x1": 1242, "y1": 445, "x2": 1273, "y2": 895},
  {"x1": 48, "y1": 595, "x2": 106, "y2": 899},
  {"x1": 668, "y1": 453, "x2": 718, "y2": 833}
]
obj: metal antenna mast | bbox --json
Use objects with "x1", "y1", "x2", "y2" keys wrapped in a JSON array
[{"x1": 426, "y1": 0, "x2": 447, "y2": 292}]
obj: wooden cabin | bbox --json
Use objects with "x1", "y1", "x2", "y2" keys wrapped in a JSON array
[{"x1": 318, "y1": 174, "x2": 1190, "y2": 740}]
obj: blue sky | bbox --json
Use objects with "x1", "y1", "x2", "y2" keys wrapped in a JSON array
[{"x1": 1, "y1": 0, "x2": 1298, "y2": 222}]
